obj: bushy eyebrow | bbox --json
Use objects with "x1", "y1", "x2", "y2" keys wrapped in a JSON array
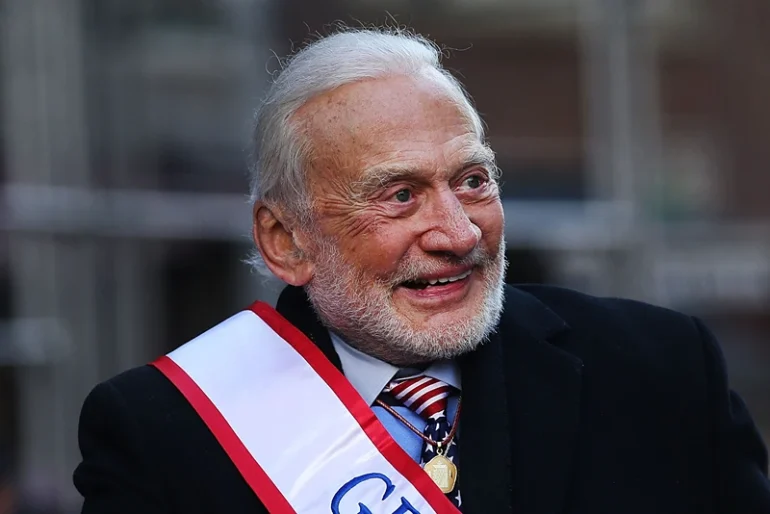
[{"x1": 350, "y1": 144, "x2": 499, "y2": 199}]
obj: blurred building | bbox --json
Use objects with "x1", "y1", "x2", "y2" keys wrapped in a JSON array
[{"x1": 0, "y1": 0, "x2": 768, "y2": 511}]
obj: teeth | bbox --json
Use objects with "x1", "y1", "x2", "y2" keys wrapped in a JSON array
[
  {"x1": 415, "y1": 269, "x2": 472, "y2": 286},
  {"x1": 452, "y1": 269, "x2": 473, "y2": 281}
]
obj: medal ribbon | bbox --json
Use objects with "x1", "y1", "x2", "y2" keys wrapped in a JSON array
[{"x1": 379, "y1": 376, "x2": 463, "y2": 508}]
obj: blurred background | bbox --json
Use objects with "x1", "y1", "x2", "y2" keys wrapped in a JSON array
[{"x1": 0, "y1": 0, "x2": 768, "y2": 511}]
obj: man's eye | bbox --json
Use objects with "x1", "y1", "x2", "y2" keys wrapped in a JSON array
[
  {"x1": 394, "y1": 189, "x2": 412, "y2": 202},
  {"x1": 464, "y1": 175, "x2": 484, "y2": 189}
]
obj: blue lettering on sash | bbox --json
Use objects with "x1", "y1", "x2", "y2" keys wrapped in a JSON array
[{"x1": 331, "y1": 473, "x2": 421, "y2": 514}]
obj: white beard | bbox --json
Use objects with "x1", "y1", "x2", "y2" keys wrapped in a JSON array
[{"x1": 305, "y1": 236, "x2": 507, "y2": 365}]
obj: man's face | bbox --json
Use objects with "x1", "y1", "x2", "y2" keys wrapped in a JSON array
[{"x1": 296, "y1": 73, "x2": 506, "y2": 365}]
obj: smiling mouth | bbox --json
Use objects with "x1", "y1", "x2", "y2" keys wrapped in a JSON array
[{"x1": 400, "y1": 269, "x2": 473, "y2": 290}]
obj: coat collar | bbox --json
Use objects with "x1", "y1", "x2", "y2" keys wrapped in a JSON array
[
  {"x1": 275, "y1": 285, "x2": 342, "y2": 371},
  {"x1": 274, "y1": 284, "x2": 583, "y2": 514}
]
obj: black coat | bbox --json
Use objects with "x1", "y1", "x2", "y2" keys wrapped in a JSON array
[{"x1": 73, "y1": 285, "x2": 770, "y2": 513}]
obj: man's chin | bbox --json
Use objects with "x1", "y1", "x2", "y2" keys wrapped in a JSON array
[
  {"x1": 391, "y1": 302, "x2": 495, "y2": 353},
  {"x1": 396, "y1": 307, "x2": 476, "y2": 334}
]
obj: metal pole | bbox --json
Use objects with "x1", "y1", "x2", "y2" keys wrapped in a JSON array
[
  {"x1": 578, "y1": 0, "x2": 664, "y2": 299},
  {"x1": 2, "y1": 0, "x2": 100, "y2": 510}
]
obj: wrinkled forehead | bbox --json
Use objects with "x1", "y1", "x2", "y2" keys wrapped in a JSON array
[{"x1": 293, "y1": 72, "x2": 484, "y2": 182}]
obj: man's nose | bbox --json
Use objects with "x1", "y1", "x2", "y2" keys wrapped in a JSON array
[{"x1": 418, "y1": 192, "x2": 482, "y2": 258}]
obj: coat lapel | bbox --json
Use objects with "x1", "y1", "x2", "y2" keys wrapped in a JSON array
[
  {"x1": 459, "y1": 286, "x2": 584, "y2": 514},
  {"x1": 458, "y1": 323, "x2": 515, "y2": 513},
  {"x1": 506, "y1": 287, "x2": 584, "y2": 514}
]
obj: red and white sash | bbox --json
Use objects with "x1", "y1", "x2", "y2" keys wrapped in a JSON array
[{"x1": 151, "y1": 302, "x2": 460, "y2": 514}]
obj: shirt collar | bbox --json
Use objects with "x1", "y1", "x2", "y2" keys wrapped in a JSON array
[{"x1": 329, "y1": 331, "x2": 461, "y2": 406}]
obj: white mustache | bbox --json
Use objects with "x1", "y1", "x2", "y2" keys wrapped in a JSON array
[{"x1": 386, "y1": 247, "x2": 496, "y2": 286}]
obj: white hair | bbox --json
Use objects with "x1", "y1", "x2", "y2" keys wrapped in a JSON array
[{"x1": 247, "y1": 27, "x2": 487, "y2": 275}]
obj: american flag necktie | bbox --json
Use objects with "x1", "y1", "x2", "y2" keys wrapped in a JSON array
[{"x1": 382, "y1": 375, "x2": 463, "y2": 510}]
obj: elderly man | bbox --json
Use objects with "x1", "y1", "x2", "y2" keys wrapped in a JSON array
[{"x1": 74, "y1": 28, "x2": 770, "y2": 513}]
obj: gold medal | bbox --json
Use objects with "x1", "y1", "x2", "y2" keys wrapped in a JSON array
[{"x1": 423, "y1": 451, "x2": 458, "y2": 493}]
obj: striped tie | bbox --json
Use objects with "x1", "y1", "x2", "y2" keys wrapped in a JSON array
[
  {"x1": 385, "y1": 375, "x2": 454, "y2": 420},
  {"x1": 383, "y1": 375, "x2": 462, "y2": 510}
]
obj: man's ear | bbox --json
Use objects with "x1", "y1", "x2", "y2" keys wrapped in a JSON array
[{"x1": 252, "y1": 203, "x2": 314, "y2": 286}]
